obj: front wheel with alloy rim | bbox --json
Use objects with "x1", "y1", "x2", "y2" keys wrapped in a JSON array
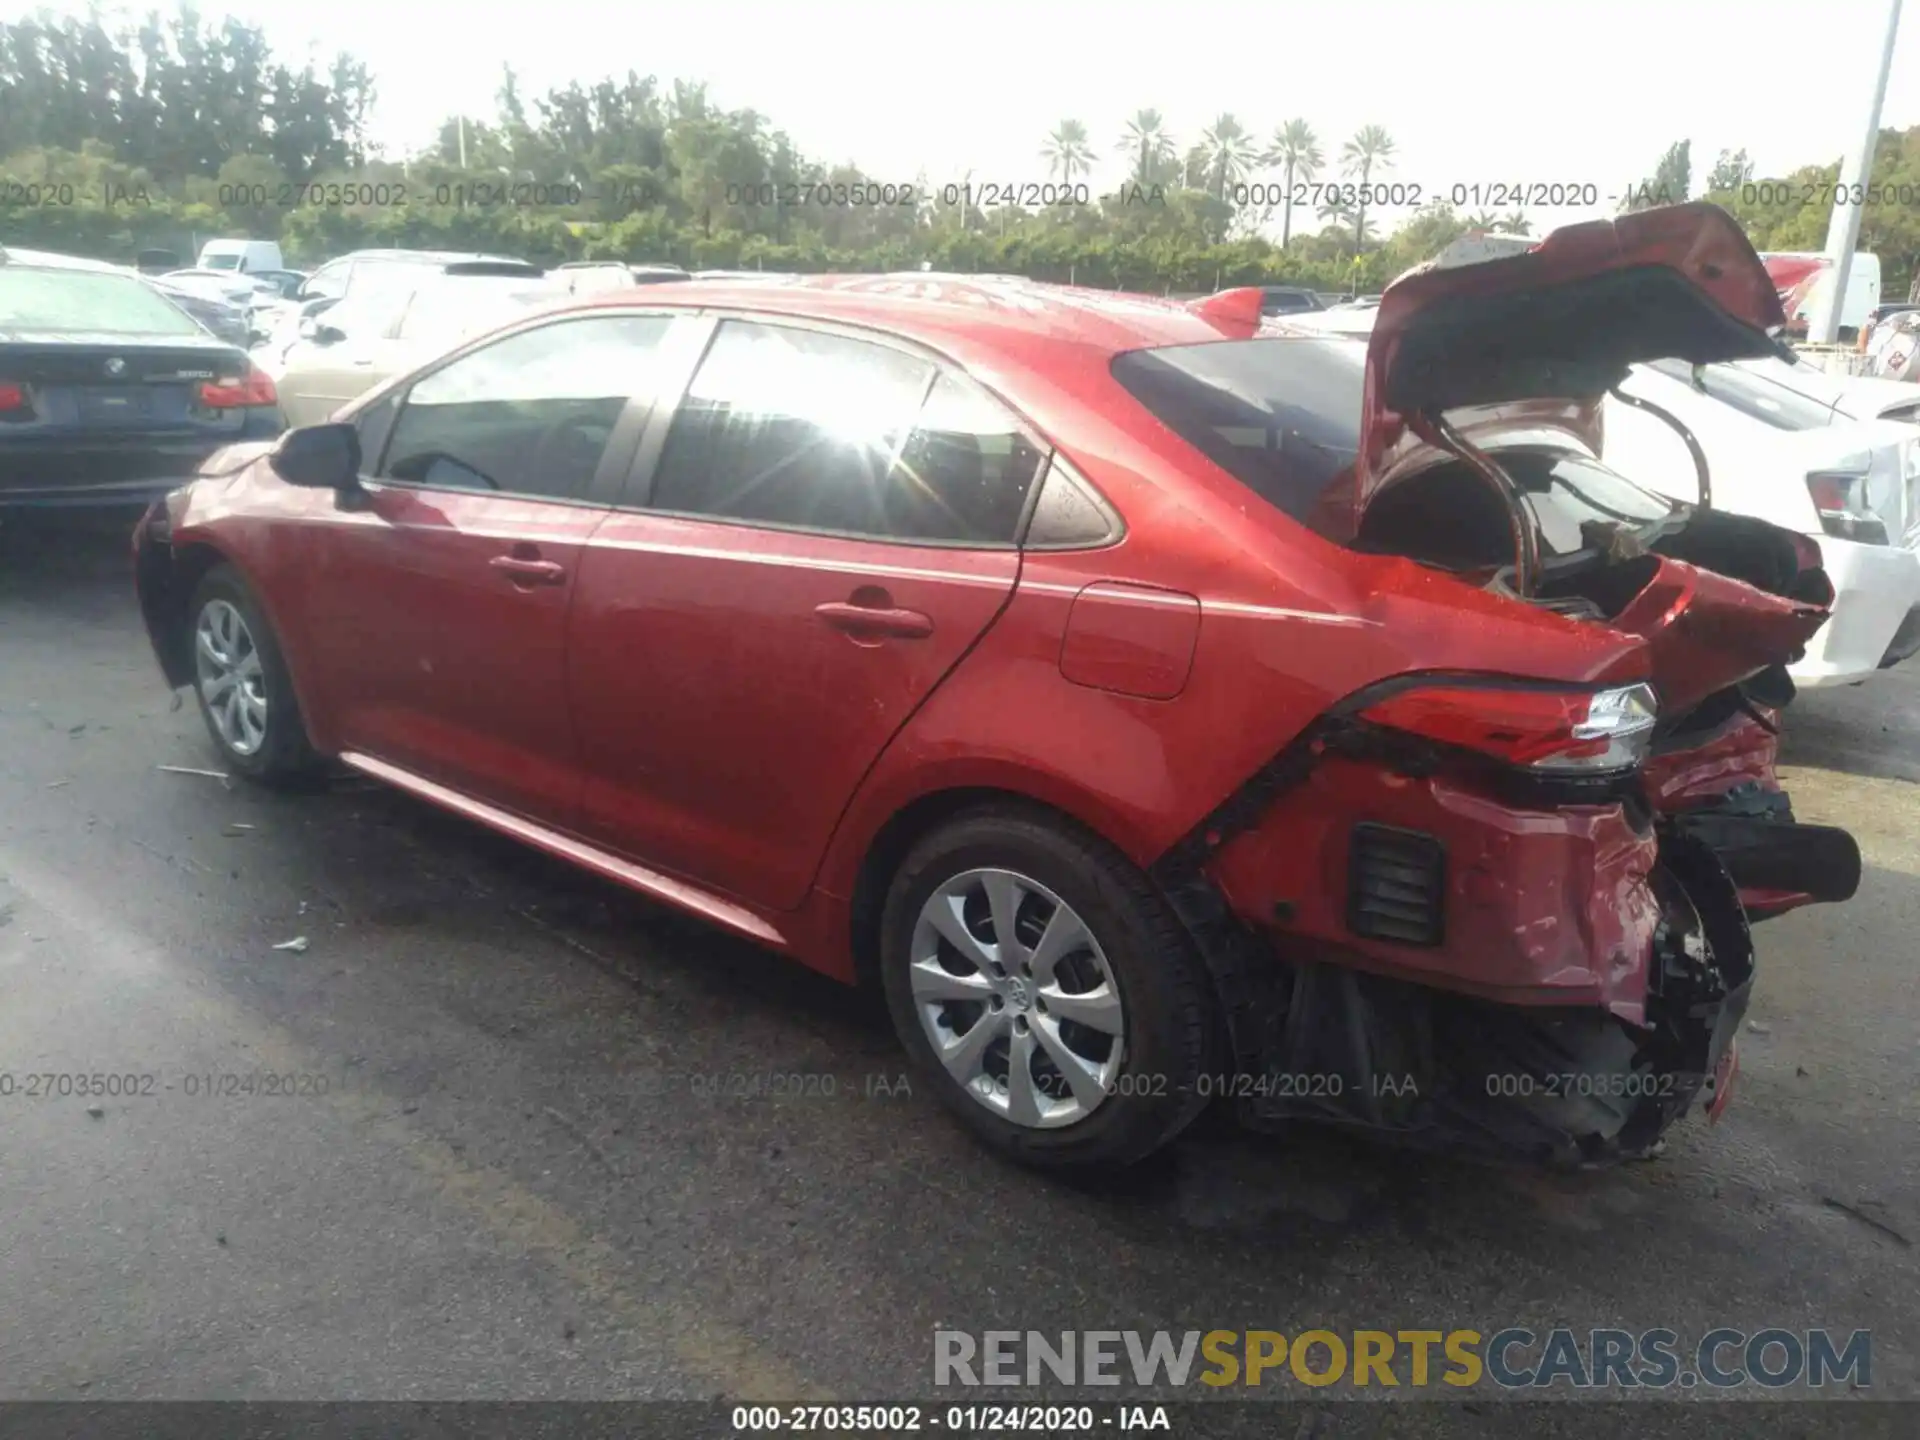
[
  {"x1": 879, "y1": 806, "x2": 1218, "y2": 1168},
  {"x1": 187, "y1": 564, "x2": 322, "y2": 786}
]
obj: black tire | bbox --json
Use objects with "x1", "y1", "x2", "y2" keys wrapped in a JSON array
[
  {"x1": 879, "y1": 804, "x2": 1218, "y2": 1169},
  {"x1": 186, "y1": 563, "x2": 323, "y2": 787}
]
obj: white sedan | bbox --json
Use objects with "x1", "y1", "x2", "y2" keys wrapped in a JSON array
[
  {"x1": 262, "y1": 273, "x2": 557, "y2": 428},
  {"x1": 1281, "y1": 304, "x2": 1920, "y2": 688},
  {"x1": 1602, "y1": 360, "x2": 1920, "y2": 687}
]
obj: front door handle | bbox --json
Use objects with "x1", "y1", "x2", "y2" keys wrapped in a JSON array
[
  {"x1": 490, "y1": 555, "x2": 567, "y2": 587},
  {"x1": 814, "y1": 600, "x2": 934, "y2": 639}
]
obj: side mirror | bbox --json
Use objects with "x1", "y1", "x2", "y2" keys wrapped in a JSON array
[
  {"x1": 269, "y1": 423, "x2": 363, "y2": 495},
  {"x1": 299, "y1": 315, "x2": 347, "y2": 345}
]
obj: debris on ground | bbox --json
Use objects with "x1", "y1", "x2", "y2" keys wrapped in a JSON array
[
  {"x1": 170, "y1": 692, "x2": 185, "y2": 713},
  {"x1": 68, "y1": 723, "x2": 86, "y2": 736},
  {"x1": 157, "y1": 765, "x2": 229, "y2": 781},
  {"x1": 85, "y1": 1107, "x2": 104, "y2": 1120},
  {"x1": 45, "y1": 780, "x2": 69, "y2": 789},
  {"x1": 272, "y1": 936, "x2": 310, "y2": 953},
  {"x1": 222, "y1": 823, "x2": 256, "y2": 836},
  {"x1": 1747, "y1": 1021, "x2": 1772, "y2": 1035}
]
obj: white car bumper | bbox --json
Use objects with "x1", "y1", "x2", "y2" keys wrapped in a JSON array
[{"x1": 1791, "y1": 534, "x2": 1920, "y2": 688}]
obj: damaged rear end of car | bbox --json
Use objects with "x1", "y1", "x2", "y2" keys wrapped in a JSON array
[{"x1": 1130, "y1": 204, "x2": 1862, "y2": 1164}]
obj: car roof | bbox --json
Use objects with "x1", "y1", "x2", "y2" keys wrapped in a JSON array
[{"x1": 573, "y1": 273, "x2": 1268, "y2": 360}]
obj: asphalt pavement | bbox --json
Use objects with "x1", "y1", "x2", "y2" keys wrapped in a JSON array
[{"x1": 1, "y1": 509, "x2": 1916, "y2": 1434}]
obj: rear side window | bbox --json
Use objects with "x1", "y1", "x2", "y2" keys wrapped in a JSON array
[
  {"x1": 0, "y1": 268, "x2": 202, "y2": 336},
  {"x1": 379, "y1": 314, "x2": 671, "y2": 502},
  {"x1": 1112, "y1": 336, "x2": 1364, "y2": 522},
  {"x1": 647, "y1": 320, "x2": 1046, "y2": 544}
]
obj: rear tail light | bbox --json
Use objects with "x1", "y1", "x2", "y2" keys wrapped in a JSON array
[
  {"x1": 1359, "y1": 681, "x2": 1659, "y2": 775},
  {"x1": 197, "y1": 366, "x2": 277, "y2": 409},
  {"x1": 1806, "y1": 455, "x2": 1891, "y2": 546},
  {"x1": 0, "y1": 380, "x2": 26, "y2": 411}
]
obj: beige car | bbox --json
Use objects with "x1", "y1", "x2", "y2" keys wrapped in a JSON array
[{"x1": 265, "y1": 272, "x2": 557, "y2": 428}]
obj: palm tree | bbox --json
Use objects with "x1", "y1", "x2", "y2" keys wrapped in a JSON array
[
  {"x1": 1465, "y1": 210, "x2": 1498, "y2": 233},
  {"x1": 1340, "y1": 123, "x2": 1396, "y2": 248},
  {"x1": 1265, "y1": 118, "x2": 1321, "y2": 248},
  {"x1": 1316, "y1": 194, "x2": 1358, "y2": 254},
  {"x1": 1200, "y1": 113, "x2": 1260, "y2": 203},
  {"x1": 1496, "y1": 211, "x2": 1532, "y2": 237},
  {"x1": 1118, "y1": 109, "x2": 1175, "y2": 188},
  {"x1": 1041, "y1": 120, "x2": 1096, "y2": 184}
]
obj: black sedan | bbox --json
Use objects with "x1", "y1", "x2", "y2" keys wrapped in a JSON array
[{"x1": 0, "y1": 246, "x2": 283, "y2": 509}]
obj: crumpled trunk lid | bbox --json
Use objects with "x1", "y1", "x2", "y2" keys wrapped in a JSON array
[
  {"x1": 1604, "y1": 553, "x2": 1832, "y2": 714},
  {"x1": 1356, "y1": 202, "x2": 1788, "y2": 528}
]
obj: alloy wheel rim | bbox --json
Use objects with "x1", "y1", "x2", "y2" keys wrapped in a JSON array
[
  {"x1": 194, "y1": 598, "x2": 268, "y2": 757},
  {"x1": 909, "y1": 867, "x2": 1126, "y2": 1129}
]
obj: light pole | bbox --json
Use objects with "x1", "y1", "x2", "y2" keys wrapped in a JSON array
[{"x1": 1807, "y1": 0, "x2": 1903, "y2": 344}]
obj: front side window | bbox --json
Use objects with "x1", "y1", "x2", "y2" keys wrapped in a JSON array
[
  {"x1": 648, "y1": 320, "x2": 1047, "y2": 544},
  {"x1": 302, "y1": 262, "x2": 351, "y2": 301},
  {"x1": 379, "y1": 315, "x2": 672, "y2": 502},
  {"x1": 395, "y1": 279, "x2": 549, "y2": 346}
]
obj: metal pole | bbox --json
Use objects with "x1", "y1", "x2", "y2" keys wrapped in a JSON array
[
  {"x1": 458, "y1": 116, "x2": 469, "y2": 170},
  {"x1": 1808, "y1": 0, "x2": 1902, "y2": 343}
]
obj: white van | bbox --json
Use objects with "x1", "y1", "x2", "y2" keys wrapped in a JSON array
[
  {"x1": 196, "y1": 238, "x2": 286, "y2": 275},
  {"x1": 1763, "y1": 251, "x2": 1882, "y2": 336}
]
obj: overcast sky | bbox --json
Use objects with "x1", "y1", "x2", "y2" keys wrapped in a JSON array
[{"x1": 29, "y1": 0, "x2": 1920, "y2": 232}]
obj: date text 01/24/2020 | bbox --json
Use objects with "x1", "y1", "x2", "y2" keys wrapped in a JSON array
[
  {"x1": 729, "y1": 1404, "x2": 1173, "y2": 1433},
  {"x1": 0, "y1": 1071, "x2": 336, "y2": 1099}
]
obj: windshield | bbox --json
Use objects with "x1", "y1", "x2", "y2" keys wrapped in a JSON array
[
  {"x1": 0, "y1": 267, "x2": 204, "y2": 336},
  {"x1": 1112, "y1": 336, "x2": 1364, "y2": 521},
  {"x1": 1646, "y1": 357, "x2": 1834, "y2": 430},
  {"x1": 201, "y1": 253, "x2": 242, "y2": 271}
]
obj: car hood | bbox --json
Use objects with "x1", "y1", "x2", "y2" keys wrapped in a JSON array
[{"x1": 1355, "y1": 203, "x2": 1788, "y2": 525}]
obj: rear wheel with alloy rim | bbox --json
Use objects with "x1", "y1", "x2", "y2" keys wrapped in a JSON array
[
  {"x1": 187, "y1": 564, "x2": 322, "y2": 786},
  {"x1": 880, "y1": 805, "x2": 1217, "y2": 1168}
]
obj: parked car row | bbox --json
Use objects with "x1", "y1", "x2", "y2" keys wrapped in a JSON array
[{"x1": 117, "y1": 203, "x2": 1867, "y2": 1175}]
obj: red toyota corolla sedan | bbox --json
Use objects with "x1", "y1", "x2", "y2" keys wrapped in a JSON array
[{"x1": 135, "y1": 203, "x2": 1860, "y2": 1170}]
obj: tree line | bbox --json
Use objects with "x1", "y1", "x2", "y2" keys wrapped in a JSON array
[{"x1": 2, "y1": 7, "x2": 1916, "y2": 298}]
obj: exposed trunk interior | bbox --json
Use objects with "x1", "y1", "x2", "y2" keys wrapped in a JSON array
[{"x1": 1354, "y1": 448, "x2": 1835, "y2": 727}]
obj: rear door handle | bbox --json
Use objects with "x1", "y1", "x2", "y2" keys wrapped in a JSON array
[
  {"x1": 490, "y1": 555, "x2": 567, "y2": 586},
  {"x1": 814, "y1": 601, "x2": 934, "y2": 639}
]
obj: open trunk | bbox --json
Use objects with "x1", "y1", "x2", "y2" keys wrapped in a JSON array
[{"x1": 1164, "y1": 206, "x2": 1863, "y2": 1164}]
